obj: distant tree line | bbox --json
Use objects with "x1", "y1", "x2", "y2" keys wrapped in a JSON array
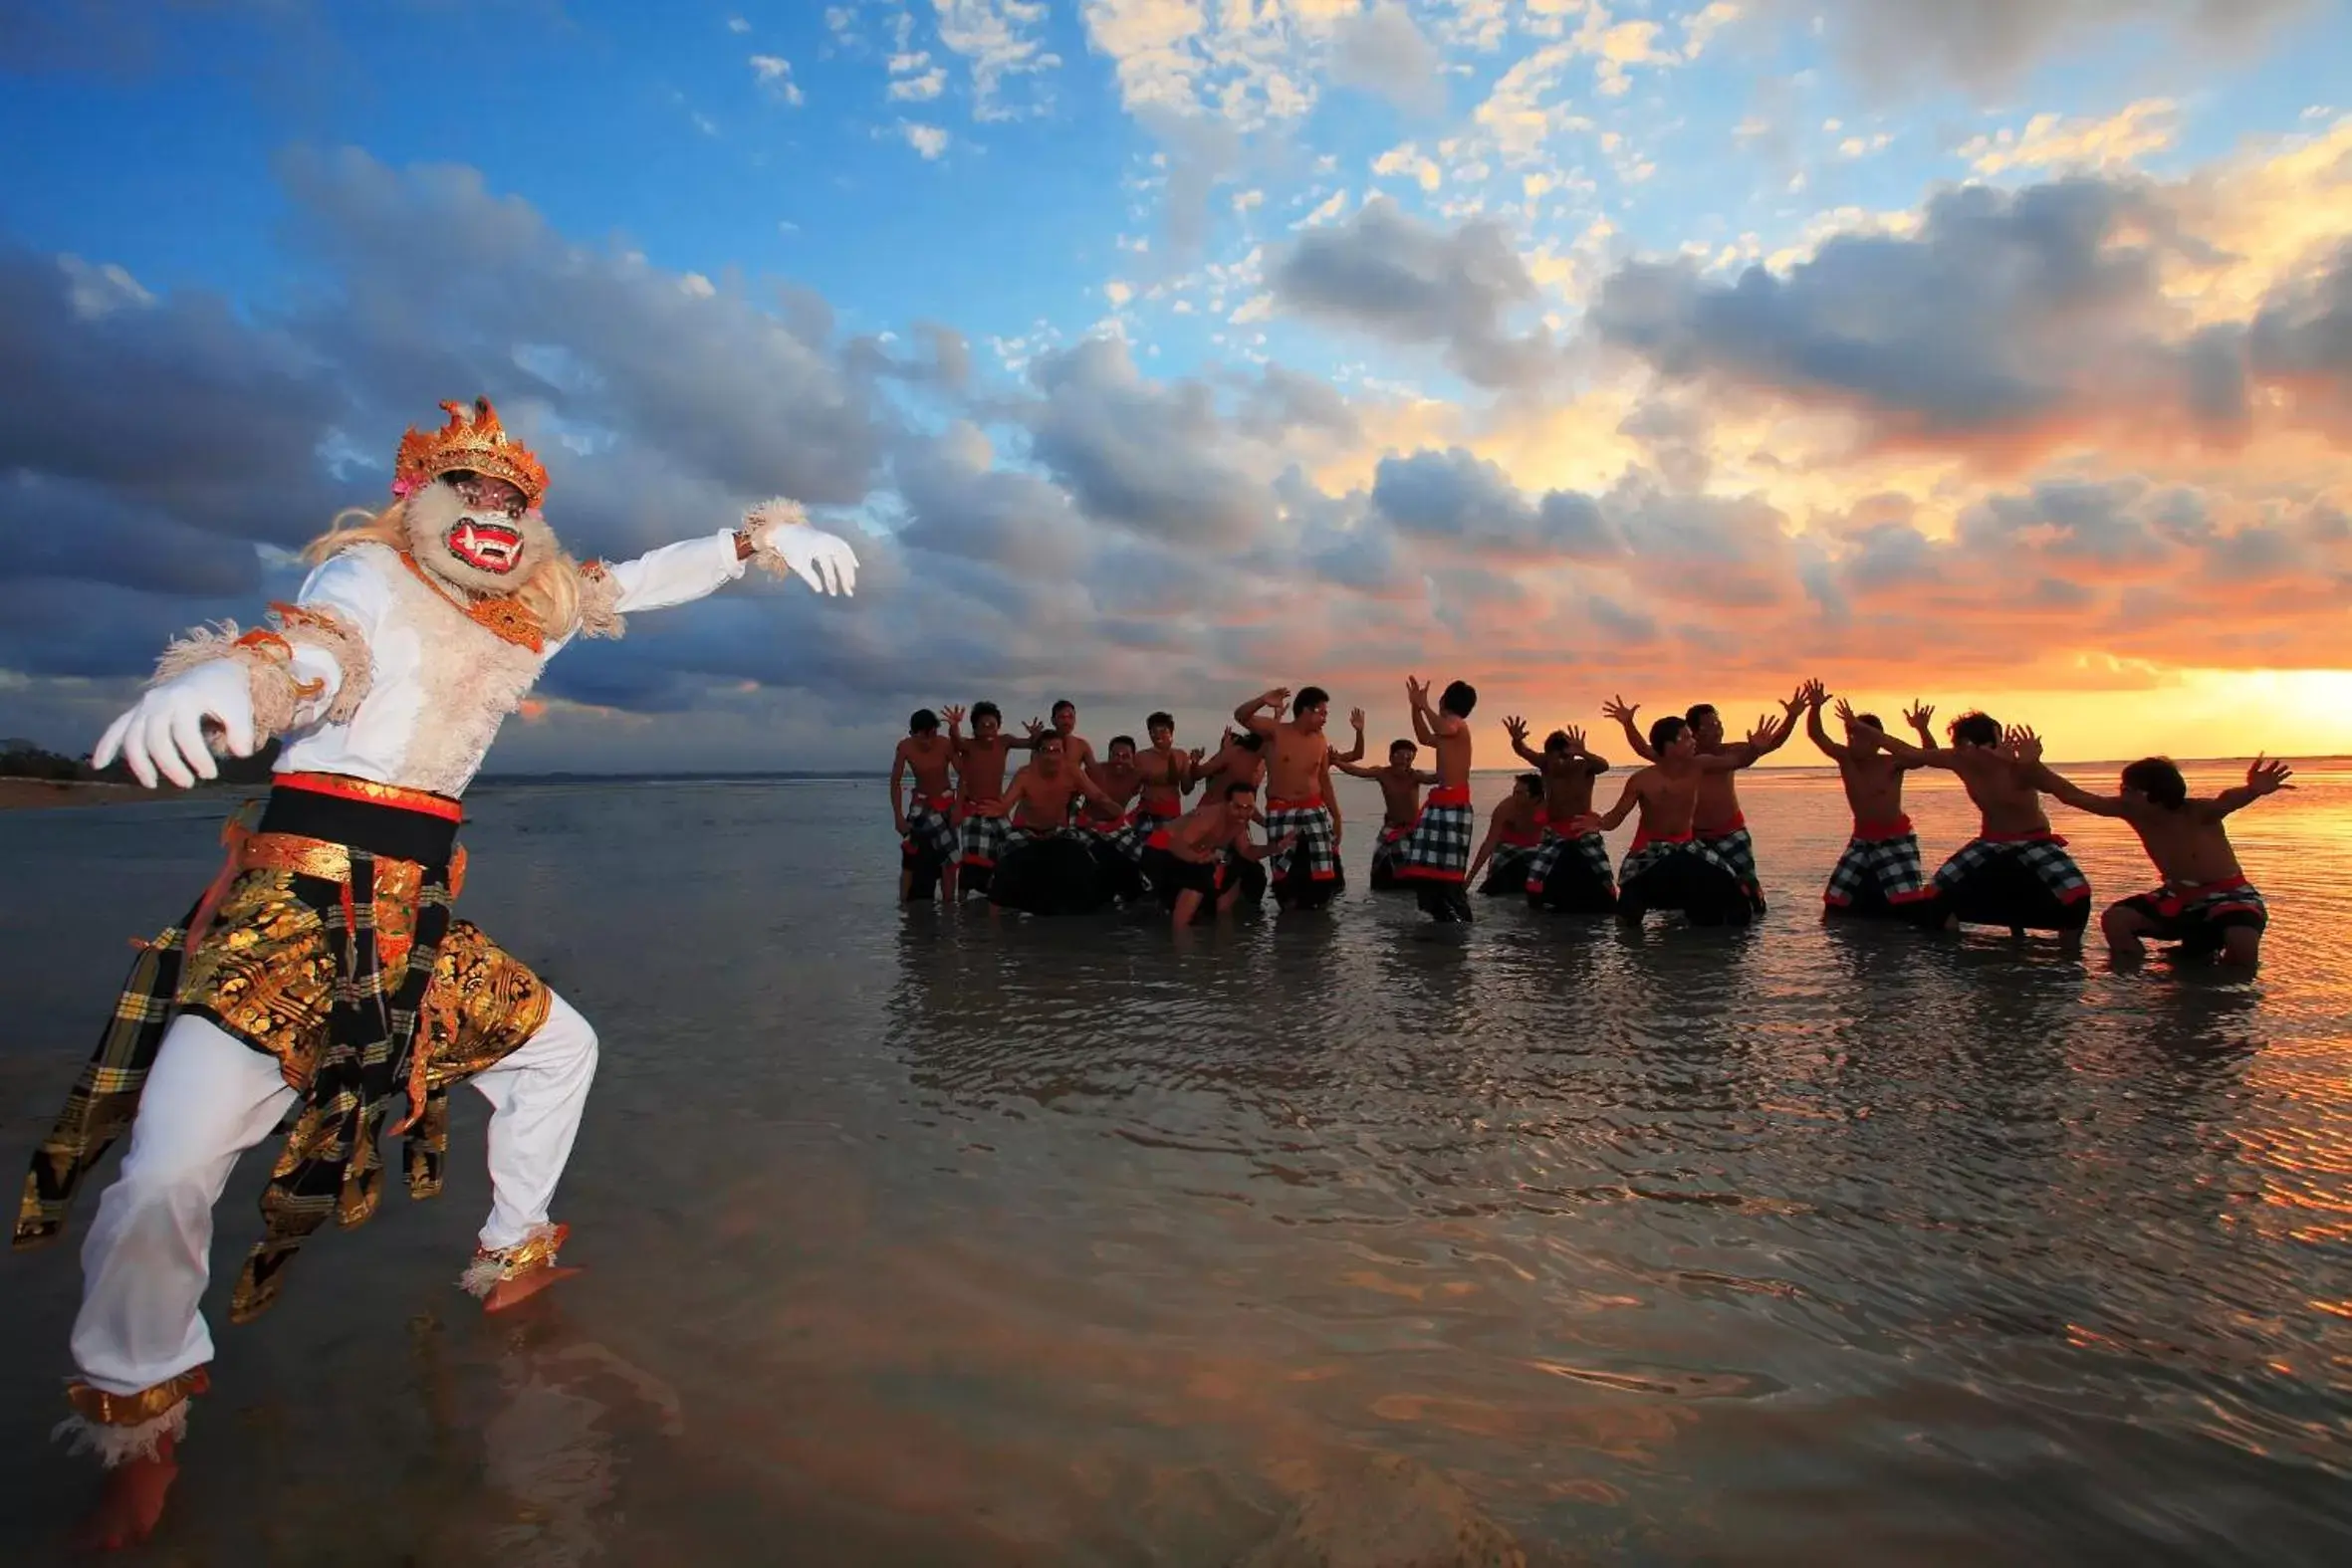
[{"x1": 0, "y1": 737, "x2": 281, "y2": 784}]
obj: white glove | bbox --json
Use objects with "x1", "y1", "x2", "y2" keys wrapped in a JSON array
[
  {"x1": 745, "y1": 499, "x2": 858, "y2": 596},
  {"x1": 767, "y1": 524, "x2": 859, "y2": 596},
  {"x1": 93, "y1": 660, "x2": 258, "y2": 789}
]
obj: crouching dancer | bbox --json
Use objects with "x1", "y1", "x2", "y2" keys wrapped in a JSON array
[
  {"x1": 2026, "y1": 744, "x2": 2290, "y2": 966},
  {"x1": 1141, "y1": 782, "x2": 1299, "y2": 928},
  {"x1": 1804, "y1": 683, "x2": 1938, "y2": 921},
  {"x1": 10, "y1": 398, "x2": 861, "y2": 1548},
  {"x1": 1871, "y1": 713, "x2": 2092, "y2": 936},
  {"x1": 1566, "y1": 715, "x2": 1764, "y2": 926}
]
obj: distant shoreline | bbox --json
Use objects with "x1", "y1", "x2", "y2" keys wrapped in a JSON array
[{"x1": 6, "y1": 757, "x2": 2338, "y2": 812}]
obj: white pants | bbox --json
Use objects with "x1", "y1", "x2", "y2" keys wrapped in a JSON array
[{"x1": 71, "y1": 995, "x2": 598, "y2": 1398}]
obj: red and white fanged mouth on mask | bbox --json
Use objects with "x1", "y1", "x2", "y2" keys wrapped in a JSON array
[{"x1": 446, "y1": 518, "x2": 525, "y2": 573}]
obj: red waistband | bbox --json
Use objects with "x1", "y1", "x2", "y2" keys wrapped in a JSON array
[
  {"x1": 1087, "y1": 810, "x2": 1134, "y2": 830},
  {"x1": 1425, "y1": 784, "x2": 1472, "y2": 806},
  {"x1": 1979, "y1": 828, "x2": 2065, "y2": 845},
  {"x1": 1629, "y1": 828, "x2": 1694, "y2": 853},
  {"x1": 2164, "y1": 873, "x2": 2252, "y2": 898},
  {"x1": 1853, "y1": 814, "x2": 1913, "y2": 840},
  {"x1": 1144, "y1": 827, "x2": 1174, "y2": 850},
  {"x1": 1267, "y1": 796, "x2": 1328, "y2": 813},
  {"x1": 1139, "y1": 791, "x2": 1182, "y2": 815},
  {"x1": 275, "y1": 771, "x2": 463, "y2": 822},
  {"x1": 1698, "y1": 812, "x2": 1747, "y2": 835},
  {"x1": 1500, "y1": 827, "x2": 1543, "y2": 848},
  {"x1": 915, "y1": 791, "x2": 956, "y2": 810}
]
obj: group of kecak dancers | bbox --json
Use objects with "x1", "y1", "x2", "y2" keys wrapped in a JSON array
[
  {"x1": 891, "y1": 677, "x2": 2290, "y2": 965},
  {"x1": 4, "y1": 395, "x2": 2292, "y2": 1550}
]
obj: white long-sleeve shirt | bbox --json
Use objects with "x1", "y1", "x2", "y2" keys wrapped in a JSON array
[{"x1": 276, "y1": 533, "x2": 746, "y2": 797}]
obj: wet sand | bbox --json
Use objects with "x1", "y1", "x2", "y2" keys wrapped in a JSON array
[{"x1": 0, "y1": 778, "x2": 148, "y2": 810}]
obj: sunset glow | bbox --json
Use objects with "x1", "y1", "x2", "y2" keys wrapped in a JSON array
[{"x1": 0, "y1": 2, "x2": 2346, "y2": 772}]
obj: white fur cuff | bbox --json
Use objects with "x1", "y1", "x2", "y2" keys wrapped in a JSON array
[
  {"x1": 743, "y1": 497, "x2": 806, "y2": 582},
  {"x1": 53, "y1": 1401, "x2": 189, "y2": 1469}
]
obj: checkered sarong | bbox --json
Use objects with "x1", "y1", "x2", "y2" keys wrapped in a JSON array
[
  {"x1": 1619, "y1": 834, "x2": 1740, "y2": 888},
  {"x1": 15, "y1": 814, "x2": 456, "y2": 1324},
  {"x1": 2117, "y1": 877, "x2": 2267, "y2": 943},
  {"x1": 1398, "y1": 787, "x2": 1475, "y2": 883},
  {"x1": 902, "y1": 797, "x2": 958, "y2": 866},
  {"x1": 1524, "y1": 829, "x2": 1615, "y2": 897},
  {"x1": 1823, "y1": 820, "x2": 1928, "y2": 909},
  {"x1": 1264, "y1": 800, "x2": 1339, "y2": 883},
  {"x1": 960, "y1": 811, "x2": 1012, "y2": 869},
  {"x1": 1699, "y1": 823, "x2": 1764, "y2": 912},
  {"x1": 1482, "y1": 842, "x2": 1539, "y2": 894},
  {"x1": 1934, "y1": 833, "x2": 2091, "y2": 907}
]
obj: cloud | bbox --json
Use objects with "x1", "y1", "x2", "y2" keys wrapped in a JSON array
[
  {"x1": 1328, "y1": 3, "x2": 1445, "y2": 115},
  {"x1": 887, "y1": 50, "x2": 949, "y2": 101},
  {"x1": 2247, "y1": 240, "x2": 2352, "y2": 426},
  {"x1": 1960, "y1": 100, "x2": 2180, "y2": 177},
  {"x1": 1020, "y1": 336, "x2": 1276, "y2": 549},
  {"x1": 1369, "y1": 448, "x2": 1623, "y2": 561},
  {"x1": 899, "y1": 120, "x2": 951, "y2": 159},
  {"x1": 1787, "y1": 0, "x2": 2317, "y2": 97},
  {"x1": 932, "y1": 0, "x2": 1061, "y2": 120},
  {"x1": 1270, "y1": 197, "x2": 1558, "y2": 389},
  {"x1": 1589, "y1": 175, "x2": 2224, "y2": 457},
  {"x1": 749, "y1": 54, "x2": 805, "y2": 107}
]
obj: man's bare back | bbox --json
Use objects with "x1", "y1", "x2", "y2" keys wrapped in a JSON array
[
  {"x1": 1874, "y1": 714, "x2": 2047, "y2": 835},
  {"x1": 1409, "y1": 677, "x2": 1472, "y2": 788},
  {"x1": 1803, "y1": 684, "x2": 1939, "y2": 826},
  {"x1": 2031, "y1": 747, "x2": 2290, "y2": 887},
  {"x1": 1505, "y1": 717, "x2": 1608, "y2": 822}
]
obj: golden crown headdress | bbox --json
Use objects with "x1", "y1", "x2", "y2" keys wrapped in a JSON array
[{"x1": 392, "y1": 397, "x2": 551, "y2": 507}]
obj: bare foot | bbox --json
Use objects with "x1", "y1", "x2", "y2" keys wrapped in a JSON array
[
  {"x1": 484, "y1": 1264, "x2": 582, "y2": 1313},
  {"x1": 76, "y1": 1442, "x2": 177, "y2": 1551}
]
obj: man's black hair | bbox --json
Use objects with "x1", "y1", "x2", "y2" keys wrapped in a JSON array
[
  {"x1": 909, "y1": 709, "x2": 939, "y2": 734},
  {"x1": 1853, "y1": 712, "x2": 1883, "y2": 733},
  {"x1": 1389, "y1": 738, "x2": 1418, "y2": 757},
  {"x1": 1052, "y1": 699, "x2": 1077, "y2": 719},
  {"x1": 1686, "y1": 702, "x2": 1718, "y2": 726},
  {"x1": 1146, "y1": 711, "x2": 1175, "y2": 731},
  {"x1": 1949, "y1": 711, "x2": 2000, "y2": 748},
  {"x1": 1517, "y1": 773, "x2": 1543, "y2": 794},
  {"x1": 972, "y1": 700, "x2": 1002, "y2": 724},
  {"x1": 1109, "y1": 734, "x2": 1137, "y2": 754},
  {"x1": 1223, "y1": 779, "x2": 1256, "y2": 799},
  {"x1": 2122, "y1": 756, "x2": 2188, "y2": 808},
  {"x1": 1650, "y1": 715, "x2": 1689, "y2": 751},
  {"x1": 1440, "y1": 680, "x2": 1477, "y2": 718},
  {"x1": 1294, "y1": 685, "x2": 1330, "y2": 717}
]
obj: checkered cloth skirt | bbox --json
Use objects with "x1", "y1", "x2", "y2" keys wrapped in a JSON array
[
  {"x1": 1481, "y1": 841, "x2": 1540, "y2": 893},
  {"x1": 1398, "y1": 788, "x2": 1475, "y2": 883},
  {"x1": 902, "y1": 798, "x2": 958, "y2": 866},
  {"x1": 959, "y1": 811, "x2": 1012, "y2": 869},
  {"x1": 1934, "y1": 833, "x2": 2091, "y2": 906},
  {"x1": 1263, "y1": 800, "x2": 1339, "y2": 883},
  {"x1": 1699, "y1": 824, "x2": 1764, "y2": 912},
  {"x1": 1823, "y1": 821, "x2": 1929, "y2": 909},
  {"x1": 2117, "y1": 877, "x2": 2267, "y2": 943},
  {"x1": 1524, "y1": 829, "x2": 1615, "y2": 896},
  {"x1": 1620, "y1": 834, "x2": 1738, "y2": 887}
]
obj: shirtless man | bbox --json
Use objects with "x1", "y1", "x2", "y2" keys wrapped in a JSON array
[
  {"x1": 1140, "y1": 781, "x2": 1299, "y2": 929},
  {"x1": 1507, "y1": 718, "x2": 1616, "y2": 911},
  {"x1": 1233, "y1": 685, "x2": 1353, "y2": 909},
  {"x1": 1803, "y1": 682, "x2": 1940, "y2": 920},
  {"x1": 890, "y1": 708, "x2": 961, "y2": 904},
  {"x1": 1867, "y1": 712, "x2": 2091, "y2": 936},
  {"x1": 1468, "y1": 775, "x2": 1547, "y2": 895},
  {"x1": 1606, "y1": 689, "x2": 1802, "y2": 914},
  {"x1": 1001, "y1": 732, "x2": 1123, "y2": 830},
  {"x1": 945, "y1": 701, "x2": 1037, "y2": 897},
  {"x1": 2022, "y1": 742, "x2": 2290, "y2": 966},
  {"x1": 1565, "y1": 714, "x2": 1775, "y2": 926},
  {"x1": 1133, "y1": 711, "x2": 1203, "y2": 831},
  {"x1": 1394, "y1": 676, "x2": 1479, "y2": 922},
  {"x1": 1043, "y1": 699, "x2": 1095, "y2": 775},
  {"x1": 1195, "y1": 727, "x2": 1268, "y2": 797},
  {"x1": 1080, "y1": 735, "x2": 1146, "y2": 831},
  {"x1": 1331, "y1": 739, "x2": 1438, "y2": 890}
]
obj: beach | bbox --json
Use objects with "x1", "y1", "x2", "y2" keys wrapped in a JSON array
[{"x1": 3, "y1": 763, "x2": 2349, "y2": 1564}]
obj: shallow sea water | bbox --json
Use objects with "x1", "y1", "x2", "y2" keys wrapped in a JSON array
[{"x1": 2, "y1": 762, "x2": 2349, "y2": 1566}]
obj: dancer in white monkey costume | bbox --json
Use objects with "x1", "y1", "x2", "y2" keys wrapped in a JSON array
[{"x1": 13, "y1": 398, "x2": 860, "y2": 1547}]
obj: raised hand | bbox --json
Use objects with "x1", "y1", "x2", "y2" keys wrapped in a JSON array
[
  {"x1": 941, "y1": 703, "x2": 966, "y2": 729},
  {"x1": 1262, "y1": 687, "x2": 1291, "y2": 713},
  {"x1": 1745, "y1": 715, "x2": 1775, "y2": 750},
  {"x1": 1024, "y1": 717, "x2": 1046, "y2": 740},
  {"x1": 1348, "y1": 706, "x2": 1366, "y2": 731},
  {"x1": 1833, "y1": 696, "x2": 1862, "y2": 730},
  {"x1": 93, "y1": 660, "x2": 258, "y2": 790},
  {"x1": 2004, "y1": 725, "x2": 2043, "y2": 765},
  {"x1": 1601, "y1": 694, "x2": 1638, "y2": 725},
  {"x1": 2247, "y1": 755, "x2": 2295, "y2": 793},
  {"x1": 1405, "y1": 675, "x2": 1430, "y2": 707},
  {"x1": 1187, "y1": 746, "x2": 1205, "y2": 765},
  {"x1": 1784, "y1": 682, "x2": 1813, "y2": 715},
  {"x1": 1904, "y1": 700, "x2": 1935, "y2": 731},
  {"x1": 1503, "y1": 714, "x2": 1529, "y2": 744},
  {"x1": 1562, "y1": 724, "x2": 1588, "y2": 754}
]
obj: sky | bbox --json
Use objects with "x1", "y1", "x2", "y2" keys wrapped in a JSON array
[{"x1": 1, "y1": 0, "x2": 2349, "y2": 773}]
